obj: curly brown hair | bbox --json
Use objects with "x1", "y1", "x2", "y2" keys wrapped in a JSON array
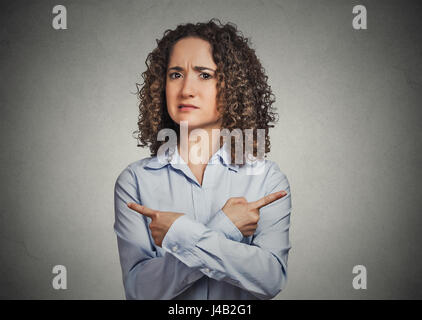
[{"x1": 134, "y1": 18, "x2": 279, "y2": 166}]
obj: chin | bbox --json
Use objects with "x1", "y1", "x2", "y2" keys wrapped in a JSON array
[{"x1": 171, "y1": 116, "x2": 200, "y2": 127}]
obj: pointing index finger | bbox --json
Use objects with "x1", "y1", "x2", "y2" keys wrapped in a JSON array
[
  {"x1": 249, "y1": 191, "x2": 287, "y2": 210},
  {"x1": 127, "y1": 202, "x2": 156, "y2": 218}
]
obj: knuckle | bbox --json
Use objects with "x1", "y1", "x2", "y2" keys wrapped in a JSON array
[{"x1": 250, "y1": 211, "x2": 259, "y2": 222}]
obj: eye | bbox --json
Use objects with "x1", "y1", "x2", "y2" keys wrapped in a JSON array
[
  {"x1": 200, "y1": 72, "x2": 212, "y2": 80},
  {"x1": 169, "y1": 72, "x2": 181, "y2": 79}
]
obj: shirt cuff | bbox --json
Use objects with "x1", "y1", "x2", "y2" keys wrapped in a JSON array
[
  {"x1": 161, "y1": 215, "x2": 208, "y2": 269},
  {"x1": 206, "y1": 209, "x2": 243, "y2": 242}
]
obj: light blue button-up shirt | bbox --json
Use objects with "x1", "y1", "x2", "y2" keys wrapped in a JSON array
[{"x1": 113, "y1": 142, "x2": 292, "y2": 300}]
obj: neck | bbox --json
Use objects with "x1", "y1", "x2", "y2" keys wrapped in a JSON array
[{"x1": 177, "y1": 125, "x2": 222, "y2": 166}]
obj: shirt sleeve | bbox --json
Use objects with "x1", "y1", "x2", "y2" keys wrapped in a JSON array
[
  {"x1": 205, "y1": 209, "x2": 243, "y2": 242},
  {"x1": 114, "y1": 166, "x2": 245, "y2": 300},
  {"x1": 161, "y1": 161, "x2": 292, "y2": 300},
  {"x1": 114, "y1": 166, "x2": 204, "y2": 300}
]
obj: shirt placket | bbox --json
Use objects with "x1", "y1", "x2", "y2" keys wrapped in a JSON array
[{"x1": 191, "y1": 184, "x2": 204, "y2": 224}]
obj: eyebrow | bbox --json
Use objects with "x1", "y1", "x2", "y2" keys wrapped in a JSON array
[{"x1": 168, "y1": 66, "x2": 216, "y2": 72}]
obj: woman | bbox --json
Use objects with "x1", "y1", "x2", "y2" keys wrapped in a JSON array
[{"x1": 114, "y1": 19, "x2": 292, "y2": 300}]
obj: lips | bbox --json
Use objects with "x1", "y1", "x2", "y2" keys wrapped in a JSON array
[{"x1": 178, "y1": 104, "x2": 199, "y2": 109}]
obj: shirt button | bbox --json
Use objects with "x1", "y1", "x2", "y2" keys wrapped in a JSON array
[{"x1": 172, "y1": 245, "x2": 178, "y2": 253}]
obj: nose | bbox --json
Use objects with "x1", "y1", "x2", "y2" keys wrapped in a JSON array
[{"x1": 180, "y1": 73, "x2": 196, "y2": 98}]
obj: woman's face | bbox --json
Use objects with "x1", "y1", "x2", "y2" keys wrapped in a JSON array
[{"x1": 166, "y1": 37, "x2": 221, "y2": 132}]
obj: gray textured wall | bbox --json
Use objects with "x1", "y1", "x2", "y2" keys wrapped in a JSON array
[{"x1": 0, "y1": 0, "x2": 421, "y2": 299}]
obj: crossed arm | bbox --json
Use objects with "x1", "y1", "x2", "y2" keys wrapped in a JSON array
[{"x1": 114, "y1": 164, "x2": 292, "y2": 300}]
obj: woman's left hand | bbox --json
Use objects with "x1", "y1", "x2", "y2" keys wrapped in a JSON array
[{"x1": 127, "y1": 202, "x2": 184, "y2": 247}]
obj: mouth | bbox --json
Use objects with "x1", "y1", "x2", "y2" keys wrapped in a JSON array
[{"x1": 178, "y1": 104, "x2": 199, "y2": 110}]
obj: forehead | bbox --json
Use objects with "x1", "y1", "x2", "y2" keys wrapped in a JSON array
[{"x1": 168, "y1": 37, "x2": 216, "y2": 66}]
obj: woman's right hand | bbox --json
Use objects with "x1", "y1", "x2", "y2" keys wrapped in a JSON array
[{"x1": 221, "y1": 191, "x2": 287, "y2": 237}]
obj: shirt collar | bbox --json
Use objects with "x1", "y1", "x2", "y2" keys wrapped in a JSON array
[{"x1": 144, "y1": 141, "x2": 239, "y2": 172}]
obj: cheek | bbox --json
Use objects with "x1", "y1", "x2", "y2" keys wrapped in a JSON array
[
  {"x1": 204, "y1": 85, "x2": 218, "y2": 107},
  {"x1": 209, "y1": 89, "x2": 219, "y2": 115},
  {"x1": 166, "y1": 81, "x2": 177, "y2": 96},
  {"x1": 165, "y1": 84, "x2": 172, "y2": 101},
  {"x1": 165, "y1": 87, "x2": 175, "y2": 116}
]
